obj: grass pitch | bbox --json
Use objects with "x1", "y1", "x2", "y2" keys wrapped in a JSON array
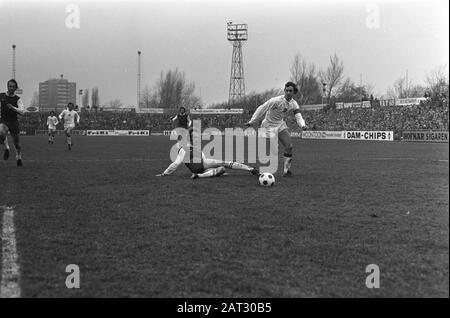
[{"x1": 0, "y1": 136, "x2": 448, "y2": 297}]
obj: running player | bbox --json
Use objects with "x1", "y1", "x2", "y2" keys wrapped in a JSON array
[
  {"x1": 245, "y1": 82, "x2": 307, "y2": 177},
  {"x1": 0, "y1": 79, "x2": 25, "y2": 167},
  {"x1": 172, "y1": 106, "x2": 191, "y2": 129},
  {"x1": 58, "y1": 102, "x2": 80, "y2": 150},
  {"x1": 47, "y1": 110, "x2": 59, "y2": 144}
]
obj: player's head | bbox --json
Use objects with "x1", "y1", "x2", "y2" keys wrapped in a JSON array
[
  {"x1": 179, "y1": 106, "x2": 186, "y2": 114},
  {"x1": 284, "y1": 82, "x2": 298, "y2": 100},
  {"x1": 7, "y1": 79, "x2": 18, "y2": 94},
  {"x1": 67, "y1": 102, "x2": 74, "y2": 111},
  {"x1": 49, "y1": 110, "x2": 55, "y2": 116}
]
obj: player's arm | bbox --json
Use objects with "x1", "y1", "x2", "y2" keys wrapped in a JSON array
[
  {"x1": 293, "y1": 106, "x2": 307, "y2": 129},
  {"x1": 171, "y1": 115, "x2": 178, "y2": 122},
  {"x1": 47, "y1": 117, "x2": 50, "y2": 126},
  {"x1": 75, "y1": 112, "x2": 80, "y2": 124},
  {"x1": 55, "y1": 117, "x2": 59, "y2": 126},
  {"x1": 245, "y1": 99, "x2": 271, "y2": 126},
  {"x1": 157, "y1": 148, "x2": 186, "y2": 176},
  {"x1": 7, "y1": 99, "x2": 25, "y2": 115},
  {"x1": 187, "y1": 115, "x2": 192, "y2": 127},
  {"x1": 58, "y1": 110, "x2": 65, "y2": 123}
]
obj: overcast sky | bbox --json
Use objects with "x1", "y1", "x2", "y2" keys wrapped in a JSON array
[{"x1": 0, "y1": 0, "x2": 448, "y2": 107}]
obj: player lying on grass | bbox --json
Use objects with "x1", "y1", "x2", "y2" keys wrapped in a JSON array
[
  {"x1": 156, "y1": 136, "x2": 259, "y2": 179},
  {"x1": 245, "y1": 81, "x2": 307, "y2": 177}
]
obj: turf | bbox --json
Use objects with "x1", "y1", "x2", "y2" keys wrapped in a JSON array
[{"x1": 0, "y1": 136, "x2": 448, "y2": 297}]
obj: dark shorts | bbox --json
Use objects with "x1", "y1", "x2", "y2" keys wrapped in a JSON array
[
  {"x1": 0, "y1": 120, "x2": 20, "y2": 135},
  {"x1": 185, "y1": 162, "x2": 205, "y2": 174},
  {"x1": 176, "y1": 124, "x2": 190, "y2": 130}
]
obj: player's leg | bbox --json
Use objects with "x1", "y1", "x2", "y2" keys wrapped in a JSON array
[
  {"x1": 48, "y1": 129, "x2": 52, "y2": 144},
  {"x1": 65, "y1": 127, "x2": 73, "y2": 150},
  {"x1": 10, "y1": 132, "x2": 22, "y2": 167},
  {"x1": 0, "y1": 123, "x2": 11, "y2": 160},
  {"x1": 278, "y1": 128, "x2": 293, "y2": 176},
  {"x1": 203, "y1": 155, "x2": 258, "y2": 175},
  {"x1": 51, "y1": 129, "x2": 56, "y2": 143},
  {"x1": 191, "y1": 167, "x2": 226, "y2": 179}
]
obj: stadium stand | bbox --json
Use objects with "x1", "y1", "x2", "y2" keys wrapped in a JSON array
[{"x1": 19, "y1": 100, "x2": 448, "y2": 138}]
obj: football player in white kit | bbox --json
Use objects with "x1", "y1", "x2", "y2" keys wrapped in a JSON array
[
  {"x1": 156, "y1": 131, "x2": 259, "y2": 179},
  {"x1": 58, "y1": 102, "x2": 80, "y2": 150},
  {"x1": 245, "y1": 82, "x2": 307, "y2": 177},
  {"x1": 46, "y1": 110, "x2": 59, "y2": 144}
]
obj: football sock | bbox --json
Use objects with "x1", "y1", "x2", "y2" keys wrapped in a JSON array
[
  {"x1": 283, "y1": 153, "x2": 292, "y2": 173},
  {"x1": 67, "y1": 137, "x2": 72, "y2": 145},
  {"x1": 197, "y1": 167, "x2": 225, "y2": 178},
  {"x1": 226, "y1": 162, "x2": 252, "y2": 171},
  {"x1": 1, "y1": 137, "x2": 10, "y2": 150}
]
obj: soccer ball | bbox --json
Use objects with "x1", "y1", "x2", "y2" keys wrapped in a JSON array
[{"x1": 259, "y1": 172, "x2": 275, "y2": 187}]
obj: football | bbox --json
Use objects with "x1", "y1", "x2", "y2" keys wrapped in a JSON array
[{"x1": 259, "y1": 172, "x2": 275, "y2": 187}]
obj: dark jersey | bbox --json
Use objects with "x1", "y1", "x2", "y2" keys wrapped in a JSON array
[
  {"x1": 0, "y1": 93, "x2": 21, "y2": 123},
  {"x1": 176, "y1": 113, "x2": 189, "y2": 128}
]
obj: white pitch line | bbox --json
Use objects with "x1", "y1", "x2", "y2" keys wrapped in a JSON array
[
  {"x1": 0, "y1": 206, "x2": 21, "y2": 298},
  {"x1": 349, "y1": 157, "x2": 449, "y2": 162},
  {"x1": 0, "y1": 158, "x2": 167, "y2": 163}
]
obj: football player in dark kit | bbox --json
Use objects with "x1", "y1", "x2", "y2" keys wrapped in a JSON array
[
  {"x1": 0, "y1": 79, "x2": 25, "y2": 167},
  {"x1": 171, "y1": 106, "x2": 191, "y2": 129}
]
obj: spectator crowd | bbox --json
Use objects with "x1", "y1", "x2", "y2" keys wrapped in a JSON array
[{"x1": 19, "y1": 101, "x2": 448, "y2": 138}]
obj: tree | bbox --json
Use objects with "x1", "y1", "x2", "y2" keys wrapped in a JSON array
[
  {"x1": 336, "y1": 78, "x2": 369, "y2": 102},
  {"x1": 320, "y1": 53, "x2": 344, "y2": 104},
  {"x1": 156, "y1": 68, "x2": 201, "y2": 109},
  {"x1": 289, "y1": 54, "x2": 322, "y2": 105},
  {"x1": 106, "y1": 99, "x2": 124, "y2": 108},
  {"x1": 408, "y1": 84, "x2": 427, "y2": 98},
  {"x1": 425, "y1": 65, "x2": 449, "y2": 100},
  {"x1": 82, "y1": 89, "x2": 89, "y2": 108},
  {"x1": 393, "y1": 76, "x2": 409, "y2": 98},
  {"x1": 91, "y1": 87, "x2": 100, "y2": 110},
  {"x1": 209, "y1": 88, "x2": 282, "y2": 112},
  {"x1": 141, "y1": 85, "x2": 155, "y2": 108}
]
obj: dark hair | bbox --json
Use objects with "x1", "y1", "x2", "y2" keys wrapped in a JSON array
[
  {"x1": 7, "y1": 79, "x2": 18, "y2": 88},
  {"x1": 285, "y1": 82, "x2": 298, "y2": 94},
  {"x1": 67, "y1": 102, "x2": 74, "y2": 107},
  {"x1": 179, "y1": 106, "x2": 186, "y2": 111}
]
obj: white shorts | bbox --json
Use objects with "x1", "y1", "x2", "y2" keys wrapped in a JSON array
[
  {"x1": 48, "y1": 127, "x2": 56, "y2": 132},
  {"x1": 261, "y1": 120, "x2": 288, "y2": 132},
  {"x1": 259, "y1": 120, "x2": 288, "y2": 138},
  {"x1": 64, "y1": 124, "x2": 75, "y2": 131}
]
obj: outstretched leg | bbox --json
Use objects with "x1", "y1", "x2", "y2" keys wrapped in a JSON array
[
  {"x1": 203, "y1": 157, "x2": 258, "y2": 175},
  {"x1": 278, "y1": 129, "x2": 293, "y2": 176},
  {"x1": 191, "y1": 167, "x2": 226, "y2": 179}
]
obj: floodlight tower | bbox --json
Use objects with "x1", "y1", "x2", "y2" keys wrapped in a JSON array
[
  {"x1": 137, "y1": 50, "x2": 141, "y2": 112},
  {"x1": 227, "y1": 22, "x2": 247, "y2": 106},
  {"x1": 12, "y1": 44, "x2": 16, "y2": 79}
]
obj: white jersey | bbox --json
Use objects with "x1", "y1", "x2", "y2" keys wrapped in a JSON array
[
  {"x1": 163, "y1": 144, "x2": 206, "y2": 175},
  {"x1": 47, "y1": 116, "x2": 59, "y2": 129},
  {"x1": 249, "y1": 95, "x2": 305, "y2": 129},
  {"x1": 59, "y1": 109, "x2": 79, "y2": 127}
]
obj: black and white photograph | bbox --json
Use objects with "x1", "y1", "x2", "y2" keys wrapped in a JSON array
[{"x1": 0, "y1": 0, "x2": 448, "y2": 302}]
